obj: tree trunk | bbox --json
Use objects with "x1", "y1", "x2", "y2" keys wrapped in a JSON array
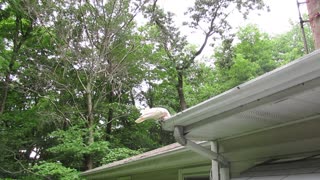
[
  {"x1": 0, "y1": 17, "x2": 22, "y2": 114},
  {"x1": 307, "y1": 0, "x2": 320, "y2": 49},
  {"x1": 177, "y1": 71, "x2": 187, "y2": 111},
  {"x1": 0, "y1": 74, "x2": 10, "y2": 114},
  {"x1": 1, "y1": 43, "x2": 19, "y2": 114},
  {"x1": 130, "y1": 89, "x2": 135, "y2": 106},
  {"x1": 146, "y1": 88, "x2": 154, "y2": 108},
  {"x1": 149, "y1": 92, "x2": 154, "y2": 108},
  {"x1": 106, "y1": 108, "x2": 113, "y2": 134},
  {"x1": 85, "y1": 83, "x2": 94, "y2": 170},
  {"x1": 106, "y1": 90, "x2": 113, "y2": 139}
]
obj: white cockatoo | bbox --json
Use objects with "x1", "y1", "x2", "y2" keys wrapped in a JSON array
[{"x1": 135, "y1": 107, "x2": 171, "y2": 123}]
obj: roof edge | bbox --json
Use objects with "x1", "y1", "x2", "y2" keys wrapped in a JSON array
[
  {"x1": 81, "y1": 142, "x2": 209, "y2": 178},
  {"x1": 162, "y1": 49, "x2": 320, "y2": 131}
]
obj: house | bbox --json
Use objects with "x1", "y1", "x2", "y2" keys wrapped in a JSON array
[{"x1": 82, "y1": 50, "x2": 320, "y2": 180}]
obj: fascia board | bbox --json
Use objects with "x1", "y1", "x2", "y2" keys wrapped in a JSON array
[{"x1": 81, "y1": 142, "x2": 210, "y2": 178}]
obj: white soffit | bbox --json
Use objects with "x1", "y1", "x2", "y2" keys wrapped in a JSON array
[
  {"x1": 233, "y1": 157, "x2": 320, "y2": 180},
  {"x1": 162, "y1": 50, "x2": 320, "y2": 141},
  {"x1": 186, "y1": 86, "x2": 320, "y2": 140}
]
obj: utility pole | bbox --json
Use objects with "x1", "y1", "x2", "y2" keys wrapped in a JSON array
[{"x1": 306, "y1": 0, "x2": 320, "y2": 49}]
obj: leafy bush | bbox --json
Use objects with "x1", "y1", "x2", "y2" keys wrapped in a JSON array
[
  {"x1": 101, "y1": 148, "x2": 142, "y2": 164},
  {"x1": 31, "y1": 161, "x2": 81, "y2": 180}
]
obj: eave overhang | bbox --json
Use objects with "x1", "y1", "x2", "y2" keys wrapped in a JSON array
[{"x1": 162, "y1": 50, "x2": 320, "y2": 142}]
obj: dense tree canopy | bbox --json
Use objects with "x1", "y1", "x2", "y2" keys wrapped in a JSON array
[{"x1": 0, "y1": 0, "x2": 314, "y2": 179}]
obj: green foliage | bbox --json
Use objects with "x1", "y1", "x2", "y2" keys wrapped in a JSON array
[
  {"x1": 101, "y1": 148, "x2": 142, "y2": 164},
  {"x1": 184, "y1": 64, "x2": 220, "y2": 106},
  {"x1": 213, "y1": 22, "x2": 312, "y2": 93},
  {"x1": 48, "y1": 127, "x2": 87, "y2": 155},
  {"x1": 235, "y1": 24, "x2": 277, "y2": 74},
  {"x1": 224, "y1": 54, "x2": 259, "y2": 87},
  {"x1": 214, "y1": 38, "x2": 235, "y2": 70},
  {"x1": 47, "y1": 126, "x2": 110, "y2": 169},
  {"x1": 31, "y1": 161, "x2": 81, "y2": 180},
  {"x1": 272, "y1": 18, "x2": 314, "y2": 65},
  {"x1": 0, "y1": 56, "x2": 9, "y2": 72}
]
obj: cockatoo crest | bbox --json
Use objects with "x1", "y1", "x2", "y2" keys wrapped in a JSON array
[{"x1": 135, "y1": 107, "x2": 171, "y2": 123}]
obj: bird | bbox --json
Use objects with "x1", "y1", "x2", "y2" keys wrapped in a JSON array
[{"x1": 135, "y1": 107, "x2": 171, "y2": 123}]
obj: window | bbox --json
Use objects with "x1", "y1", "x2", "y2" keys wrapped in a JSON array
[
  {"x1": 184, "y1": 176, "x2": 209, "y2": 180},
  {"x1": 179, "y1": 166, "x2": 211, "y2": 180}
]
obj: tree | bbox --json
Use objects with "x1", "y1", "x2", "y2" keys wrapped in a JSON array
[
  {"x1": 234, "y1": 24, "x2": 276, "y2": 75},
  {"x1": 214, "y1": 24, "x2": 275, "y2": 91},
  {"x1": 214, "y1": 21, "x2": 314, "y2": 93},
  {"x1": 214, "y1": 37, "x2": 235, "y2": 70},
  {"x1": 33, "y1": 0, "x2": 150, "y2": 170},
  {"x1": 0, "y1": 0, "x2": 54, "y2": 178},
  {"x1": 306, "y1": 0, "x2": 320, "y2": 49},
  {"x1": 145, "y1": 0, "x2": 268, "y2": 111},
  {"x1": 0, "y1": 0, "x2": 34, "y2": 114},
  {"x1": 0, "y1": 0, "x2": 177, "y2": 175},
  {"x1": 272, "y1": 18, "x2": 314, "y2": 64},
  {"x1": 184, "y1": 63, "x2": 220, "y2": 106}
]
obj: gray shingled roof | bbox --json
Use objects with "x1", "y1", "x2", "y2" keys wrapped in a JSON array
[{"x1": 82, "y1": 142, "x2": 185, "y2": 176}]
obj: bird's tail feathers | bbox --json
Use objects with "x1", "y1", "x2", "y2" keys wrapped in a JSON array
[{"x1": 135, "y1": 117, "x2": 145, "y2": 123}]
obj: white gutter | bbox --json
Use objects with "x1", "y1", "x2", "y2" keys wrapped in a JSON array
[{"x1": 161, "y1": 49, "x2": 320, "y2": 134}]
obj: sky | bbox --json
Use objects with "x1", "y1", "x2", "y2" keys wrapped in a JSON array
[{"x1": 157, "y1": 0, "x2": 308, "y2": 48}]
